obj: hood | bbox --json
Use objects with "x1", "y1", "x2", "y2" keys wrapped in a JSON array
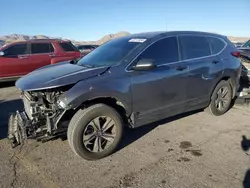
[{"x1": 16, "y1": 63, "x2": 109, "y2": 91}]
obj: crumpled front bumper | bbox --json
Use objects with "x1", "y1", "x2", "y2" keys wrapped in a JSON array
[{"x1": 8, "y1": 111, "x2": 29, "y2": 148}]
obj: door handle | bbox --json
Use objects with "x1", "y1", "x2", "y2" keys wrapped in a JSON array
[
  {"x1": 49, "y1": 54, "x2": 56, "y2": 57},
  {"x1": 176, "y1": 66, "x2": 187, "y2": 71},
  {"x1": 18, "y1": 56, "x2": 28, "y2": 59},
  {"x1": 212, "y1": 60, "x2": 220, "y2": 64}
]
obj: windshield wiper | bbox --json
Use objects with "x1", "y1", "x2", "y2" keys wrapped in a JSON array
[{"x1": 80, "y1": 64, "x2": 94, "y2": 68}]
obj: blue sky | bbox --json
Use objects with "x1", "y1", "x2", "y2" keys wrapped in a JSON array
[{"x1": 1, "y1": 0, "x2": 249, "y2": 41}]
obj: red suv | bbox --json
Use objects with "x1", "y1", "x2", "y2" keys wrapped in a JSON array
[{"x1": 0, "y1": 39, "x2": 81, "y2": 82}]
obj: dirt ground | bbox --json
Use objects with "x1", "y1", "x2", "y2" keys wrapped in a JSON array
[{"x1": 1, "y1": 82, "x2": 250, "y2": 188}]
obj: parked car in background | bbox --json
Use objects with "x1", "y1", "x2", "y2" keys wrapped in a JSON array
[
  {"x1": 238, "y1": 40, "x2": 250, "y2": 81},
  {"x1": 233, "y1": 42, "x2": 244, "y2": 48},
  {"x1": 238, "y1": 40, "x2": 250, "y2": 64},
  {"x1": 231, "y1": 41, "x2": 244, "y2": 48},
  {"x1": 77, "y1": 44, "x2": 99, "y2": 57},
  {"x1": 9, "y1": 31, "x2": 241, "y2": 160},
  {"x1": 0, "y1": 39, "x2": 81, "y2": 82}
]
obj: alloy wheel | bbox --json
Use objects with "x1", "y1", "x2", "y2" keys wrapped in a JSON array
[
  {"x1": 83, "y1": 116, "x2": 116, "y2": 152},
  {"x1": 215, "y1": 86, "x2": 230, "y2": 111}
]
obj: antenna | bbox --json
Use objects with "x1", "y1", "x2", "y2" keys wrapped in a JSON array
[{"x1": 165, "y1": 19, "x2": 168, "y2": 31}]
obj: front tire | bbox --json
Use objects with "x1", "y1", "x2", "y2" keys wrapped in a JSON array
[
  {"x1": 206, "y1": 80, "x2": 233, "y2": 116},
  {"x1": 67, "y1": 104, "x2": 124, "y2": 160}
]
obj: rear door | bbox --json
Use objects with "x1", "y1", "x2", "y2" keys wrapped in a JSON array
[
  {"x1": 58, "y1": 42, "x2": 81, "y2": 61},
  {"x1": 0, "y1": 43, "x2": 29, "y2": 78},
  {"x1": 179, "y1": 35, "x2": 225, "y2": 111},
  {"x1": 28, "y1": 42, "x2": 54, "y2": 72}
]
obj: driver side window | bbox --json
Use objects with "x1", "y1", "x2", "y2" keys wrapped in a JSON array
[
  {"x1": 3, "y1": 44, "x2": 28, "y2": 57},
  {"x1": 138, "y1": 36, "x2": 179, "y2": 66}
]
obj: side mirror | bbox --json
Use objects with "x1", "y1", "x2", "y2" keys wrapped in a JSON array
[
  {"x1": 0, "y1": 51, "x2": 4, "y2": 56},
  {"x1": 132, "y1": 59, "x2": 156, "y2": 71}
]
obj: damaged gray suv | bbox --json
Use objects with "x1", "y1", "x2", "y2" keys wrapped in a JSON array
[{"x1": 8, "y1": 31, "x2": 242, "y2": 160}]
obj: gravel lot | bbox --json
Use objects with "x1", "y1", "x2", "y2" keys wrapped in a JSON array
[{"x1": 1, "y1": 82, "x2": 250, "y2": 188}]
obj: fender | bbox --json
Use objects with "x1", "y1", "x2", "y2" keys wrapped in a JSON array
[
  {"x1": 58, "y1": 73, "x2": 133, "y2": 115},
  {"x1": 51, "y1": 57, "x2": 77, "y2": 64}
]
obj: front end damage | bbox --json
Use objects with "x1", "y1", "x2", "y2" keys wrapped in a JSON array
[
  {"x1": 7, "y1": 63, "x2": 111, "y2": 148},
  {"x1": 8, "y1": 88, "x2": 69, "y2": 147}
]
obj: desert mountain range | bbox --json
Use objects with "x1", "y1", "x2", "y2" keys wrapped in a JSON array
[
  {"x1": 0, "y1": 31, "x2": 249, "y2": 47},
  {"x1": 0, "y1": 32, "x2": 130, "y2": 47}
]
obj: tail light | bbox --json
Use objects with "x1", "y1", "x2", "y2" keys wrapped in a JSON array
[{"x1": 231, "y1": 51, "x2": 240, "y2": 58}]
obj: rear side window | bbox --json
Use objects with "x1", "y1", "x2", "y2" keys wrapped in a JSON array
[
  {"x1": 138, "y1": 37, "x2": 179, "y2": 65},
  {"x1": 3, "y1": 44, "x2": 28, "y2": 56},
  {"x1": 179, "y1": 36, "x2": 211, "y2": 60},
  {"x1": 59, "y1": 42, "x2": 78, "y2": 52},
  {"x1": 31, "y1": 43, "x2": 54, "y2": 54},
  {"x1": 208, "y1": 37, "x2": 226, "y2": 54}
]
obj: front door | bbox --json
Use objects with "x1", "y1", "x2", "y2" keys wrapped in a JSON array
[
  {"x1": 0, "y1": 43, "x2": 30, "y2": 78},
  {"x1": 128, "y1": 36, "x2": 189, "y2": 127}
]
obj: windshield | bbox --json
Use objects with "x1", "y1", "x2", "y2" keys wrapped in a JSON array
[
  {"x1": 243, "y1": 40, "x2": 250, "y2": 48},
  {"x1": 77, "y1": 37, "x2": 143, "y2": 67}
]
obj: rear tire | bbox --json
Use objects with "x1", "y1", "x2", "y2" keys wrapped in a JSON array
[
  {"x1": 205, "y1": 80, "x2": 232, "y2": 116},
  {"x1": 67, "y1": 104, "x2": 124, "y2": 160}
]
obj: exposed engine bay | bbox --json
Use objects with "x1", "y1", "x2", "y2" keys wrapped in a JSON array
[
  {"x1": 7, "y1": 64, "x2": 110, "y2": 148},
  {"x1": 8, "y1": 87, "x2": 70, "y2": 147}
]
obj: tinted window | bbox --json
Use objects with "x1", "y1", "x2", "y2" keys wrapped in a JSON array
[
  {"x1": 3, "y1": 44, "x2": 28, "y2": 56},
  {"x1": 60, "y1": 42, "x2": 78, "y2": 52},
  {"x1": 77, "y1": 37, "x2": 141, "y2": 67},
  {"x1": 243, "y1": 40, "x2": 250, "y2": 48},
  {"x1": 138, "y1": 37, "x2": 179, "y2": 65},
  {"x1": 179, "y1": 36, "x2": 211, "y2": 60},
  {"x1": 208, "y1": 37, "x2": 225, "y2": 54},
  {"x1": 31, "y1": 43, "x2": 54, "y2": 54}
]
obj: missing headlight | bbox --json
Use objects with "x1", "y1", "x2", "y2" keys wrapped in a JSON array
[{"x1": 57, "y1": 100, "x2": 67, "y2": 109}]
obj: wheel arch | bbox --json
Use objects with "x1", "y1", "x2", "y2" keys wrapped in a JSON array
[
  {"x1": 210, "y1": 76, "x2": 236, "y2": 99},
  {"x1": 80, "y1": 97, "x2": 131, "y2": 125},
  {"x1": 58, "y1": 96, "x2": 132, "y2": 129}
]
